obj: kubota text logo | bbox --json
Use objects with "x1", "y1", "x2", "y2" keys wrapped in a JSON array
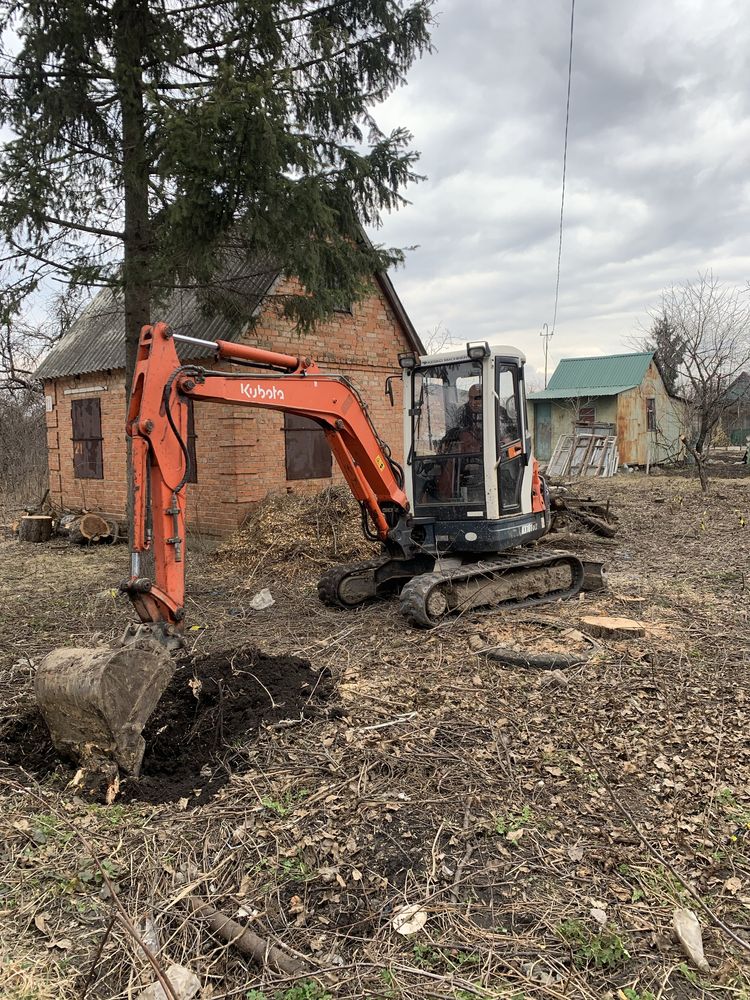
[{"x1": 240, "y1": 383, "x2": 285, "y2": 401}]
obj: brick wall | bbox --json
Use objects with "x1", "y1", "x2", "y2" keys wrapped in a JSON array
[{"x1": 44, "y1": 275, "x2": 410, "y2": 536}]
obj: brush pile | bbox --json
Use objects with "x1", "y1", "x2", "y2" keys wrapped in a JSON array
[{"x1": 217, "y1": 485, "x2": 378, "y2": 573}]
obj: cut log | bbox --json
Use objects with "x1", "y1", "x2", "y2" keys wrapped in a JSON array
[
  {"x1": 580, "y1": 615, "x2": 645, "y2": 639},
  {"x1": 570, "y1": 510, "x2": 617, "y2": 538},
  {"x1": 18, "y1": 515, "x2": 54, "y2": 543},
  {"x1": 69, "y1": 513, "x2": 111, "y2": 545}
]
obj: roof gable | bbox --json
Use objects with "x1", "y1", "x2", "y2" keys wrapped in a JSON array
[{"x1": 529, "y1": 351, "x2": 655, "y2": 400}]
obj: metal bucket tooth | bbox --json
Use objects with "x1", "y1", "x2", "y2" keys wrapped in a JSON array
[{"x1": 34, "y1": 645, "x2": 175, "y2": 777}]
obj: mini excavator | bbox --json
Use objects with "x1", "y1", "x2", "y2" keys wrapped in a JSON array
[{"x1": 35, "y1": 322, "x2": 586, "y2": 777}]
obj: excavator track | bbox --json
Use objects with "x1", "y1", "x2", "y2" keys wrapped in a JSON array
[
  {"x1": 317, "y1": 557, "x2": 390, "y2": 608},
  {"x1": 398, "y1": 550, "x2": 585, "y2": 628}
]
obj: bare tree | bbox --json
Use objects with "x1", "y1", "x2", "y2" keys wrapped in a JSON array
[
  {"x1": 0, "y1": 290, "x2": 85, "y2": 512},
  {"x1": 0, "y1": 288, "x2": 84, "y2": 395},
  {"x1": 659, "y1": 272, "x2": 750, "y2": 491},
  {"x1": 422, "y1": 323, "x2": 455, "y2": 354}
]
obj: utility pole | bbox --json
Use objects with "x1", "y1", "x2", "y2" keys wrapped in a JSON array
[{"x1": 540, "y1": 323, "x2": 553, "y2": 388}]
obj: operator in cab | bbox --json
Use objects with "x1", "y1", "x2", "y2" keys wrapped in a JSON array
[{"x1": 435, "y1": 382, "x2": 484, "y2": 502}]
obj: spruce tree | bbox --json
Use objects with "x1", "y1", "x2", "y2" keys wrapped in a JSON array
[
  {"x1": 647, "y1": 310, "x2": 685, "y2": 395},
  {"x1": 0, "y1": 1, "x2": 433, "y2": 382}
]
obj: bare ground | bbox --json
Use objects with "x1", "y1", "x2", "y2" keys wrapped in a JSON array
[{"x1": 0, "y1": 475, "x2": 749, "y2": 999}]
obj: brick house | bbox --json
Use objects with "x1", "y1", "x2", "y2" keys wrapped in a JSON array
[{"x1": 35, "y1": 267, "x2": 423, "y2": 536}]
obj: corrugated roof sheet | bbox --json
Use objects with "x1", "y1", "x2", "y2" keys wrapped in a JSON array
[
  {"x1": 726, "y1": 372, "x2": 750, "y2": 402},
  {"x1": 527, "y1": 352, "x2": 654, "y2": 401},
  {"x1": 35, "y1": 258, "x2": 424, "y2": 380},
  {"x1": 35, "y1": 258, "x2": 280, "y2": 379}
]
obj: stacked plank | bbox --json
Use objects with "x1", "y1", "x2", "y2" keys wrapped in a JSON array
[{"x1": 547, "y1": 432, "x2": 619, "y2": 478}]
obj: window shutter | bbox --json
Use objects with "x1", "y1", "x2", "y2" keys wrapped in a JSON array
[
  {"x1": 71, "y1": 397, "x2": 103, "y2": 480},
  {"x1": 283, "y1": 413, "x2": 332, "y2": 481}
]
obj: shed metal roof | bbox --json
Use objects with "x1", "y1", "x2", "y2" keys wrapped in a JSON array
[
  {"x1": 35, "y1": 248, "x2": 424, "y2": 381},
  {"x1": 726, "y1": 371, "x2": 750, "y2": 402},
  {"x1": 528, "y1": 351, "x2": 655, "y2": 401},
  {"x1": 35, "y1": 259, "x2": 279, "y2": 380}
]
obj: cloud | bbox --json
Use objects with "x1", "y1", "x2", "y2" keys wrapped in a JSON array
[{"x1": 372, "y1": 0, "x2": 750, "y2": 372}]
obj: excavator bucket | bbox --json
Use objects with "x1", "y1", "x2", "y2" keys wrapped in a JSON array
[{"x1": 34, "y1": 644, "x2": 175, "y2": 777}]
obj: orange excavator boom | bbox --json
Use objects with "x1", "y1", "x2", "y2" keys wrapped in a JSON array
[{"x1": 123, "y1": 322, "x2": 409, "y2": 629}]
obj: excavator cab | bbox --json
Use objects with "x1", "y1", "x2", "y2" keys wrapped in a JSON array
[{"x1": 401, "y1": 342, "x2": 549, "y2": 555}]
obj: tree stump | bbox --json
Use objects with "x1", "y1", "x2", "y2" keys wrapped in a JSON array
[
  {"x1": 580, "y1": 615, "x2": 645, "y2": 639},
  {"x1": 18, "y1": 515, "x2": 53, "y2": 543}
]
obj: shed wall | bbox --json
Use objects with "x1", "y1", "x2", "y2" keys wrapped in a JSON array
[
  {"x1": 530, "y1": 396, "x2": 617, "y2": 461},
  {"x1": 44, "y1": 275, "x2": 408, "y2": 536},
  {"x1": 616, "y1": 361, "x2": 684, "y2": 465}
]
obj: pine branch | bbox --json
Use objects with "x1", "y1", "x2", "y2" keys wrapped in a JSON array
[{"x1": 0, "y1": 203, "x2": 124, "y2": 240}]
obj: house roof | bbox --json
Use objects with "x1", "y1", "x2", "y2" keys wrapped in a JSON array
[
  {"x1": 726, "y1": 371, "x2": 750, "y2": 402},
  {"x1": 528, "y1": 351, "x2": 655, "y2": 401},
  {"x1": 36, "y1": 262, "x2": 423, "y2": 380}
]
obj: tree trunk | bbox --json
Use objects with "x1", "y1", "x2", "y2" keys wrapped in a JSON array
[
  {"x1": 113, "y1": 0, "x2": 152, "y2": 550},
  {"x1": 68, "y1": 513, "x2": 112, "y2": 545},
  {"x1": 680, "y1": 434, "x2": 709, "y2": 493}
]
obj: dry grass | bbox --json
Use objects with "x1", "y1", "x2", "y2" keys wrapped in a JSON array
[{"x1": 0, "y1": 475, "x2": 749, "y2": 999}]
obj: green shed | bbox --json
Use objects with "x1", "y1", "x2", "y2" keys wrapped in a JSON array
[{"x1": 527, "y1": 352, "x2": 685, "y2": 466}]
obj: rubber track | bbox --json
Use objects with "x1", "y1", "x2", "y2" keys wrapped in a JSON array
[
  {"x1": 317, "y1": 557, "x2": 389, "y2": 608},
  {"x1": 398, "y1": 550, "x2": 585, "y2": 628}
]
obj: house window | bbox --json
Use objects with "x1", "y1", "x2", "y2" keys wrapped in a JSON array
[
  {"x1": 71, "y1": 397, "x2": 104, "y2": 479},
  {"x1": 284, "y1": 413, "x2": 332, "y2": 480},
  {"x1": 578, "y1": 405, "x2": 596, "y2": 425},
  {"x1": 186, "y1": 398, "x2": 198, "y2": 483},
  {"x1": 646, "y1": 398, "x2": 656, "y2": 431}
]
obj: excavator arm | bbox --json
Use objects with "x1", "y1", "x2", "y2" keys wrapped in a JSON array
[
  {"x1": 35, "y1": 320, "x2": 410, "y2": 778},
  {"x1": 123, "y1": 322, "x2": 410, "y2": 629}
]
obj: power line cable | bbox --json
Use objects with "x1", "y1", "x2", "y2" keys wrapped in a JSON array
[{"x1": 551, "y1": 0, "x2": 575, "y2": 337}]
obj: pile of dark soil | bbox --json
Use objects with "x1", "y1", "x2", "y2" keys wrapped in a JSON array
[
  {"x1": 127, "y1": 646, "x2": 335, "y2": 804},
  {"x1": 0, "y1": 646, "x2": 335, "y2": 806}
]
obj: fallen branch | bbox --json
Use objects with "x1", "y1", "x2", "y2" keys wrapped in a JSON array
[
  {"x1": 480, "y1": 647, "x2": 593, "y2": 670},
  {"x1": 0, "y1": 777, "x2": 180, "y2": 1000},
  {"x1": 185, "y1": 896, "x2": 308, "y2": 975}
]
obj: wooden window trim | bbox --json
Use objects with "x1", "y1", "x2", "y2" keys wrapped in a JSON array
[{"x1": 646, "y1": 398, "x2": 657, "y2": 431}]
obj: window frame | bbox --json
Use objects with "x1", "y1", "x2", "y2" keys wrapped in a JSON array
[
  {"x1": 646, "y1": 397, "x2": 657, "y2": 431},
  {"x1": 71, "y1": 396, "x2": 104, "y2": 480},
  {"x1": 283, "y1": 413, "x2": 333, "y2": 481}
]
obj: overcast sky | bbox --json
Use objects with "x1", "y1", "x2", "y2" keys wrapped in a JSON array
[{"x1": 371, "y1": 0, "x2": 750, "y2": 379}]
